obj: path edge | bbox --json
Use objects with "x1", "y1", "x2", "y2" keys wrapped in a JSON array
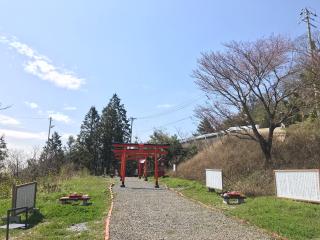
[
  {"x1": 104, "y1": 181, "x2": 115, "y2": 240},
  {"x1": 165, "y1": 184, "x2": 284, "y2": 240}
]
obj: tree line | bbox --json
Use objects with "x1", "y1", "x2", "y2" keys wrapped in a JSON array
[{"x1": 0, "y1": 94, "x2": 130, "y2": 179}]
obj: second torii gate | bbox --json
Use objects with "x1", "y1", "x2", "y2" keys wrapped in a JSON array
[{"x1": 112, "y1": 143, "x2": 169, "y2": 188}]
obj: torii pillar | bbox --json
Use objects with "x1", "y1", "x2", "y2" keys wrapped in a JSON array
[
  {"x1": 120, "y1": 149, "x2": 126, "y2": 187},
  {"x1": 154, "y1": 150, "x2": 159, "y2": 188}
]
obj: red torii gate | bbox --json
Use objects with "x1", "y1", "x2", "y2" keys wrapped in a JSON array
[{"x1": 112, "y1": 143, "x2": 169, "y2": 188}]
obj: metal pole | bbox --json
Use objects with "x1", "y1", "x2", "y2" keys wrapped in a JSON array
[
  {"x1": 129, "y1": 117, "x2": 136, "y2": 143},
  {"x1": 25, "y1": 207, "x2": 28, "y2": 229},
  {"x1": 47, "y1": 117, "x2": 53, "y2": 142},
  {"x1": 6, "y1": 210, "x2": 9, "y2": 240}
]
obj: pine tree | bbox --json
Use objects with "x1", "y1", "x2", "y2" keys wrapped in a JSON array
[
  {"x1": 100, "y1": 94, "x2": 130, "y2": 174},
  {"x1": 40, "y1": 132, "x2": 64, "y2": 174},
  {"x1": 197, "y1": 117, "x2": 215, "y2": 135},
  {"x1": 0, "y1": 135, "x2": 7, "y2": 172},
  {"x1": 65, "y1": 135, "x2": 76, "y2": 154},
  {"x1": 77, "y1": 106, "x2": 101, "y2": 174},
  {"x1": 64, "y1": 135, "x2": 79, "y2": 167}
]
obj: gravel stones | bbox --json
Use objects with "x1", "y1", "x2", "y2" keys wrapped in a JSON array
[
  {"x1": 110, "y1": 177, "x2": 273, "y2": 240},
  {"x1": 67, "y1": 222, "x2": 88, "y2": 232}
]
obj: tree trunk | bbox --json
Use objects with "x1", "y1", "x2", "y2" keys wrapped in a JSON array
[{"x1": 258, "y1": 139, "x2": 272, "y2": 169}]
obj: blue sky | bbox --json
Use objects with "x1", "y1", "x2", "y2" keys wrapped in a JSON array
[{"x1": 0, "y1": 0, "x2": 319, "y2": 152}]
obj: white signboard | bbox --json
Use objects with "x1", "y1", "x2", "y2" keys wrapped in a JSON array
[
  {"x1": 274, "y1": 170, "x2": 320, "y2": 203},
  {"x1": 13, "y1": 182, "x2": 37, "y2": 214},
  {"x1": 206, "y1": 169, "x2": 223, "y2": 190}
]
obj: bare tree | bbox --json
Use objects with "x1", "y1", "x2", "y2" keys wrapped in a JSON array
[
  {"x1": 0, "y1": 103, "x2": 10, "y2": 175},
  {"x1": 0, "y1": 136, "x2": 7, "y2": 174},
  {"x1": 25, "y1": 146, "x2": 41, "y2": 179},
  {"x1": 6, "y1": 149, "x2": 26, "y2": 177},
  {"x1": 193, "y1": 36, "x2": 301, "y2": 167}
]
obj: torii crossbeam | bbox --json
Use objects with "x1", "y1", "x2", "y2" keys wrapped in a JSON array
[{"x1": 112, "y1": 143, "x2": 170, "y2": 188}]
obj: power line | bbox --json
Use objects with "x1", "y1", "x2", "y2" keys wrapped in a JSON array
[
  {"x1": 136, "y1": 95, "x2": 205, "y2": 120},
  {"x1": 1, "y1": 115, "x2": 48, "y2": 120},
  {"x1": 13, "y1": 117, "x2": 48, "y2": 120},
  {"x1": 136, "y1": 116, "x2": 192, "y2": 135},
  {"x1": 157, "y1": 116, "x2": 192, "y2": 127}
]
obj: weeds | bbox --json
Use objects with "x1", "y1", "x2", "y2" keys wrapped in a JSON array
[{"x1": 174, "y1": 121, "x2": 320, "y2": 196}]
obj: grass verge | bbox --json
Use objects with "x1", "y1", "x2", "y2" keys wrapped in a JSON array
[
  {"x1": 159, "y1": 177, "x2": 320, "y2": 240},
  {"x1": 0, "y1": 175, "x2": 111, "y2": 240}
]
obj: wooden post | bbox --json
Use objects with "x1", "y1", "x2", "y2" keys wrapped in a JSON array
[
  {"x1": 143, "y1": 155, "x2": 148, "y2": 181},
  {"x1": 120, "y1": 151, "x2": 126, "y2": 187},
  {"x1": 138, "y1": 160, "x2": 142, "y2": 179},
  {"x1": 154, "y1": 149, "x2": 159, "y2": 188}
]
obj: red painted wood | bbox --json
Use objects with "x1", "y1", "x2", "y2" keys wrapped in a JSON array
[{"x1": 112, "y1": 143, "x2": 169, "y2": 187}]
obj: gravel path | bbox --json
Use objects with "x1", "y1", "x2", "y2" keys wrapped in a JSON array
[{"x1": 110, "y1": 177, "x2": 273, "y2": 240}]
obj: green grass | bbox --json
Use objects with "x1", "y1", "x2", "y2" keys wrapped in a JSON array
[
  {"x1": 159, "y1": 177, "x2": 320, "y2": 240},
  {"x1": 0, "y1": 175, "x2": 111, "y2": 240},
  {"x1": 159, "y1": 177, "x2": 223, "y2": 207}
]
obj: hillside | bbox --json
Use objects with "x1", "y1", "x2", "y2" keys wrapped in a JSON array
[{"x1": 174, "y1": 120, "x2": 320, "y2": 196}]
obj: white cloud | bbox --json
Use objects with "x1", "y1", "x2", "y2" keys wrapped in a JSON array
[
  {"x1": 0, "y1": 114, "x2": 20, "y2": 126},
  {"x1": 47, "y1": 111, "x2": 71, "y2": 124},
  {"x1": 156, "y1": 104, "x2": 174, "y2": 108},
  {"x1": 63, "y1": 106, "x2": 77, "y2": 111},
  {"x1": 9, "y1": 41, "x2": 40, "y2": 59},
  {"x1": 0, "y1": 128, "x2": 46, "y2": 140},
  {"x1": 0, "y1": 35, "x2": 85, "y2": 90},
  {"x1": 24, "y1": 101, "x2": 39, "y2": 109}
]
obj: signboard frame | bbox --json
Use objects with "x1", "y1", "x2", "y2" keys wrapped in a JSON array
[
  {"x1": 205, "y1": 169, "x2": 223, "y2": 191},
  {"x1": 11, "y1": 182, "x2": 37, "y2": 215},
  {"x1": 274, "y1": 169, "x2": 320, "y2": 203}
]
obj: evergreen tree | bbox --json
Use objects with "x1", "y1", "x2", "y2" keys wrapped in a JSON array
[
  {"x1": 100, "y1": 94, "x2": 130, "y2": 174},
  {"x1": 65, "y1": 135, "x2": 76, "y2": 154},
  {"x1": 64, "y1": 135, "x2": 79, "y2": 166},
  {"x1": 0, "y1": 135, "x2": 7, "y2": 172},
  {"x1": 148, "y1": 129, "x2": 197, "y2": 166},
  {"x1": 197, "y1": 117, "x2": 215, "y2": 135},
  {"x1": 40, "y1": 132, "x2": 64, "y2": 174},
  {"x1": 77, "y1": 106, "x2": 101, "y2": 174}
]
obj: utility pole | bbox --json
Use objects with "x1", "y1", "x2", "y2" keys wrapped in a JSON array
[
  {"x1": 300, "y1": 8, "x2": 317, "y2": 54},
  {"x1": 129, "y1": 117, "x2": 137, "y2": 143},
  {"x1": 47, "y1": 117, "x2": 54, "y2": 143},
  {"x1": 45, "y1": 117, "x2": 54, "y2": 161},
  {"x1": 300, "y1": 8, "x2": 318, "y2": 115}
]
